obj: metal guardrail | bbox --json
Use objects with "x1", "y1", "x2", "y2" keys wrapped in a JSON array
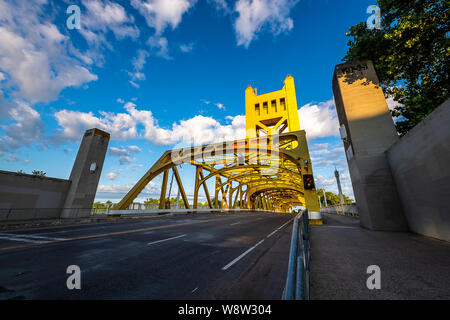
[
  {"x1": 284, "y1": 209, "x2": 310, "y2": 300},
  {"x1": 106, "y1": 208, "x2": 279, "y2": 216},
  {"x1": 320, "y1": 203, "x2": 359, "y2": 217},
  {"x1": 0, "y1": 206, "x2": 282, "y2": 223},
  {"x1": 0, "y1": 207, "x2": 106, "y2": 223}
]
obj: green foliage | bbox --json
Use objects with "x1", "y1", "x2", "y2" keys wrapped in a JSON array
[
  {"x1": 144, "y1": 198, "x2": 159, "y2": 205},
  {"x1": 344, "y1": 0, "x2": 449, "y2": 134},
  {"x1": 317, "y1": 189, "x2": 353, "y2": 206},
  {"x1": 211, "y1": 197, "x2": 222, "y2": 208},
  {"x1": 143, "y1": 197, "x2": 191, "y2": 208},
  {"x1": 92, "y1": 202, "x2": 107, "y2": 209},
  {"x1": 32, "y1": 170, "x2": 46, "y2": 177}
]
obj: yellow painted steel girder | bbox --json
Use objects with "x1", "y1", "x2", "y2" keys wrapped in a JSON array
[{"x1": 113, "y1": 76, "x2": 320, "y2": 213}]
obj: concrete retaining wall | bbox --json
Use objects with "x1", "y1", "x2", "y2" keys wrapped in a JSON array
[
  {"x1": 321, "y1": 204, "x2": 359, "y2": 217},
  {"x1": 387, "y1": 99, "x2": 450, "y2": 241},
  {"x1": 0, "y1": 170, "x2": 71, "y2": 220}
]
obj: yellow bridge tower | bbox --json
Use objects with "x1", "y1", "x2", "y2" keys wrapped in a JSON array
[{"x1": 113, "y1": 75, "x2": 321, "y2": 219}]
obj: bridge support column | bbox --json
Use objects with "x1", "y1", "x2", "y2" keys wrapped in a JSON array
[
  {"x1": 61, "y1": 128, "x2": 110, "y2": 218},
  {"x1": 332, "y1": 60, "x2": 408, "y2": 231}
]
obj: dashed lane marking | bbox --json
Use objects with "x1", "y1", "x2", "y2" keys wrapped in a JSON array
[
  {"x1": 147, "y1": 234, "x2": 186, "y2": 245},
  {"x1": 222, "y1": 218, "x2": 293, "y2": 271}
]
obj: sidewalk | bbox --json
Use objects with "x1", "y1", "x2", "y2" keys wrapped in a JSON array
[{"x1": 310, "y1": 213, "x2": 450, "y2": 299}]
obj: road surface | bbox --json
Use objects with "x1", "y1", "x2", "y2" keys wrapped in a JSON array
[{"x1": 0, "y1": 211, "x2": 294, "y2": 300}]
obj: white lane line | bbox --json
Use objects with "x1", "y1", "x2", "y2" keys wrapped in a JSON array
[
  {"x1": 267, "y1": 220, "x2": 293, "y2": 238},
  {"x1": 0, "y1": 236, "x2": 48, "y2": 244},
  {"x1": 222, "y1": 239, "x2": 265, "y2": 271},
  {"x1": 266, "y1": 230, "x2": 278, "y2": 238},
  {"x1": 230, "y1": 222, "x2": 240, "y2": 226},
  {"x1": 147, "y1": 234, "x2": 186, "y2": 245},
  {"x1": 10, "y1": 234, "x2": 66, "y2": 241},
  {"x1": 191, "y1": 287, "x2": 198, "y2": 293},
  {"x1": 222, "y1": 218, "x2": 293, "y2": 271},
  {"x1": 0, "y1": 233, "x2": 66, "y2": 242}
]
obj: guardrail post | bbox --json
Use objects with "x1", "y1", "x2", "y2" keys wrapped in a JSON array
[
  {"x1": 303, "y1": 210, "x2": 310, "y2": 268},
  {"x1": 6, "y1": 208, "x2": 12, "y2": 221},
  {"x1": 295, "y1": 255, "x2": 305, "y2": 299},
  {"x1": 303, "y1": 210, "x2": 310, "y2": 300}
]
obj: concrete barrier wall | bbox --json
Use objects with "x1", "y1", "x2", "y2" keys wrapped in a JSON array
[
  {"x1": 387, "y1": 99, "x2": 450, "y2": 241},
  {"x1": 321, "y1": 204, "x2": 359, "y2": 217},
  {"x1": 0, "y1": 170, "x2": 71, "y2": 220}
]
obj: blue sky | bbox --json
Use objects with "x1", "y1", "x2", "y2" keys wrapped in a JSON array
[{"x1": 0, "y1": 0, "x2": 384, "y2": 203}]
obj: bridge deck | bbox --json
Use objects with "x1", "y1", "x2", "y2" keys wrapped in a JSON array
[
  {"x1": 0, "y1": 211, "x2": 293, "y2": 299},
  {"x1": 310, "y1": 212, "x2": 450, "y2": 299}
]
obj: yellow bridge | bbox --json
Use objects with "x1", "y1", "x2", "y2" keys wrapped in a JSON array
[{"x1": 113, "y1": 75, "x2": 320, "y2": 216}]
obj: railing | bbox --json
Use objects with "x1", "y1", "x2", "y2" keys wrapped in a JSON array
[
  {"x1": 321, "y1": 203, "x2": 358, "y2": 217},
  {"x1": 284, "y1": 209, "x2": 310, "y2": 300},
  {"x1": 0, "y1": 208, "x2": 106, "y2": 223},
  {"x1": 0, "y1": 206, "x2": 281, "y2": 223}
]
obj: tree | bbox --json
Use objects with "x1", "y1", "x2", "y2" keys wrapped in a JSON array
[
  {"x1": 211, "y1": 197, "x2": 222, "y2": 208},
  {"x1": 32, "y1": 170, "x2": 46, "y2": 177},
  {"x1": 144, "y1": 198, "x2": 159, "y2": 205},
  {"x1": 317, "y1": 189, "x2": 354, "y2": 206},
  {"x1": 344, "y1": 0, "x2": 449, "y2": 135}
]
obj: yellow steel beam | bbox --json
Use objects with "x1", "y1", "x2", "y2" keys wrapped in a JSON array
[
  {"x1": 173, "y1": 166, "x2": 190, "y2": 209},
  {"x1": 113, "y1": 76, "x2": 320, "y2": 215},
  {"x1": 159, "y1": 170, "x2": 169, "y2": 209}
]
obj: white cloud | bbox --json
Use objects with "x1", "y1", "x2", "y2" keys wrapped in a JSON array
[
  {"x1": 108, "y1": 146, "x2": 138, "y2": 165},
  {"x1": 126, "y1": 163, "x2": 144, "y2": 170},
  {"x1": 6, "y1": 155, "x2": 19, "y2": 162},
  {"x1": 0, "y1": 1, "x2": 98, "y2": 103},
  {"x1": 179, "y1": 42, "x2": 194, "y2": 53},
  {"x1": 131, "y1": 0, "x2": 195, "y2": 35},
  {"x1": 207, "y1": 0, "x2": 231, "y2": 14},
  {"x1": 107, "y1": 172, "x2": 118, "y2": 180},
  {"x1": 0, "y1": 101, "x2": 45, "y2": 152},
  {"x1": 109, "y1": 147, "x2": 130, "y2": 157},
  {"x1": 117, "y1": 98, "x2": 125, "y2": 104},
  {"x1": 53, "y1": 102, "x2": 246, "y2": 146},
  {"x1": 147, "y1": 35, "x2": 171, "y2": 59},
  {"x1": 309, "y1": 145, "x2": 347, "y2": 169},
  {"x1": 234, "y1": 0, "x2": 297, "y2": 48},
  {"x1": 128, "y1": 145, "x2": 142, "y2": 153},
  {"x1": 315, "y1": 170, "x2": 354, "y2": 200},
  {"x1": 80, "y1": 0, "x2": 140, "y2": 43},
  {"x1": 97, "y1": 181, "x2": 158, "y2": 198},
  {"x1": 215, "y1": 103, "x2": 226, "y2": 110},
  {"x1": 298, "y1": 99, "x2": 340, "y2": 139},
  {"x1": 53, "y1": 105, "x2": 139, "y2": 143},
  {"x1": 308, "y1": 140, "x2": 354, "y2": 198},
  {"x1": 119, "y1": 155, "x2": 136, "y2": 164},
  {"x1": 128, "y1": 49, "x2": 150, "y2": 87}
]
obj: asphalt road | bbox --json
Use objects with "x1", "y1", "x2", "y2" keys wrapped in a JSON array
[{"x1": 0, "y1": 211, "x2": 295, "y2": 300}]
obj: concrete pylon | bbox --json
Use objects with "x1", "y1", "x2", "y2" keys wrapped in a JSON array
[
  {"x1": 334, "y1": 167, "x2": 345, "y2": 205},
  {"x1": 332, "y1": 60, "x2": 408, "y2": 231},
  {"x1": 61, "y1": 128, "x2": 110, "y2": 218}
]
